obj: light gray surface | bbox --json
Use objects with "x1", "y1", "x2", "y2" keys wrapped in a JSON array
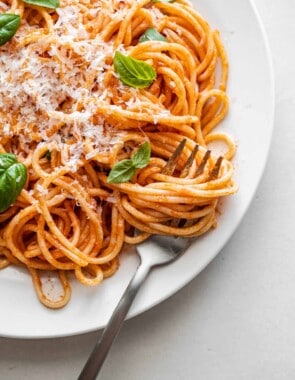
[{"x1": 1, "y1": 1, "x2": 294, "y2": 379}]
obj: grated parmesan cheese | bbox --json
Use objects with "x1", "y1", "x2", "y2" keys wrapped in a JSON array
[
  {"x1": 0, "y1": 0, "x2": 168, "y2": 169},
  {"x1": 35, "y1": 184, "x2": 49, "y2": 196}
]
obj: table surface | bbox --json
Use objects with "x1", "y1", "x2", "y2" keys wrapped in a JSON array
[{"x1": 1, "y1": 1, "x2": 294, "y2": 379}]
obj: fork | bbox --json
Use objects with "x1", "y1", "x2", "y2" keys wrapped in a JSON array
[{"x1": 78, "y1": 139, "x2": 222, "y2": 380}]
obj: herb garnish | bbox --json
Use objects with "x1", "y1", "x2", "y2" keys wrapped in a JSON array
[
  {"x1": 107, "y1": 142, "x2": 151, "y2": 184},
  {"x1": 0, "y1": 153, "x2": 27, "y2": 212},
  {"x1": 23, "y1": 0, "x2": 60, "y2": 9},
  {"x1": 139, "y1": 28, "x2": 166, "y2": 43},
  {"x1": 114, "y1": 51, "x2": 156, "y2": 88},
  {"x1": 0, "y1": 14, "x2": 21, "y2": 46},
  {"x1": 44, "y1": 150, "x2": 52, "y2": 161}
]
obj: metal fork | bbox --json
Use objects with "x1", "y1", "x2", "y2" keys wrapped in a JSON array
[{"x1": 78, "y1": 139, "x2": 222, "y2": 380}]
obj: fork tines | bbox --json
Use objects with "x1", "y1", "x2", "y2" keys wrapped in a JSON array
[
  {"x1": 209, "y1": 156, "x2": 223, "y2": 180},
  {"x1": 195, "y1": 149, "x2": 211, "y2": 177},
  {"x1": 180, "y1": 144, "x2": 199, "y2": 178},
  {"x1": 161, "y1": 138, "x2": 187, "y2": 175},
  {"x1": 161, "y1": 139, "x2": 222, "y2": 179}
]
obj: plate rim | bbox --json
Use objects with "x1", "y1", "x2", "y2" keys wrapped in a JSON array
[
  {"x1": 125, "y1": 0, "x2": 275, "y2": 327},
  {"x1": 0, "y1": 0, "x2": 275, "y2": 339}
]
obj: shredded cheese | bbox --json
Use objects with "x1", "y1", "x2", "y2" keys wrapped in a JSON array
[{"x1": 0, "y1": 1, "x2": 130, "y2": 168}]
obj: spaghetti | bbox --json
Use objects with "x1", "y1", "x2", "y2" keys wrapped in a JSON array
[{"x1": 0, "y1": 0, "x2": 237, "y2": 308}]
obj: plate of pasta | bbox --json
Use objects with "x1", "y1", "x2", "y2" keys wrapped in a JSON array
[{"x1": 0, "y1": 0, "x2": 273, "y2": 338}]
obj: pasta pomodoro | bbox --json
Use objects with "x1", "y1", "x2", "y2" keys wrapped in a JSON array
[{"x1": 0, "y1": 0, "x2": 237, "y2": 308}]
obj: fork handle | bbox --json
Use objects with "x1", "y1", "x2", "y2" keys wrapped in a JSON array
[{"x1": 78, "y1": 262, "x2": 151, "y2": 380}]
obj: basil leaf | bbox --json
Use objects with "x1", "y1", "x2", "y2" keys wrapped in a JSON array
[
  {"x1": 107, "y1": 142, "x2": 151, "y2": 183},
  {"x1": 0, "y1": 153, "x2": 27, "y2": 213},
  {"x1": 0, "y1": 14, "x2": 21, "y2": 46},
  {"x1": 0, "y1": 174, "x2": 15, "y2": 213},
  {"x1": 114, "y1": 51, "x2": 156, "y2": 89},
  {"x1": 23, "y1": 0, "x2": 60, "y2": 9},
  {"x1": 139, "y1": 28, "x2": 166, "y2": 43},
  {"x1": 107, "y1": 159, "x2": 136, "y2": 184},
  {"x1": 0, "y1": 154, "x2": 17, "y2": 175},
  {"x1": 44, "y1": 150, "x2": 51, "y2": 161},
  {"x1": 7, "y1": 163, "x2": 27, "y2": 195},
  {"x1": 131, "y1": 142, "x2": 151, "y2": 168}
]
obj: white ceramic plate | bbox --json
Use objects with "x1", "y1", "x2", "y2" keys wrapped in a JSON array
[{"x1": 0, "y1": 0, "x2": 274, "y2": 338}]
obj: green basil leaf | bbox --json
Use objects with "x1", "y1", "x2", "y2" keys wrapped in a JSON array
[
  {"x1": 0, "y1": 14, "x2": 21, "y2": 46},
  {"x1": 114, "y1": 51, "x2": 156, "y2": 89},
  {"x1": 107, "y1": 159, "x2": 136, "y2": 184},
  {"x1": 107, "y1": 142, "x2": 151, "y2": 184},
  {"x1": 23, "y1": 0, "x2": 60, "y2": 9},
  {"x1": 44, "y1": 150, "x2": 51, "y2": 161},
  {"x1": 0, "y1": 154, "x2": 17, "y2": 175},
  {"x1": 7, "y1": 163, "x2": 27, "y2": 196},
  {"x1": 0, "y1": 154, "x2": 27, "y2": 212},
  {"x1": 0, "y1": 173, "x2": 15, "y2": 213},
  {"x1": 139, "y1": 28, "x2": 166, "y2": 43},
  {"x1": 131, "y1": 142, "x2": 151, "y2": 168}
]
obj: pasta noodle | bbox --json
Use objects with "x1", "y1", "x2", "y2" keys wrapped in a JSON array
[{"x1": 0, "y1": 0, "x2": 237, "y2": 308}]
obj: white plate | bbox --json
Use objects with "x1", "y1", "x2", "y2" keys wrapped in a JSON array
[{"x1": 0, "y1": 0, "x2": 274, "y2": 338}]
